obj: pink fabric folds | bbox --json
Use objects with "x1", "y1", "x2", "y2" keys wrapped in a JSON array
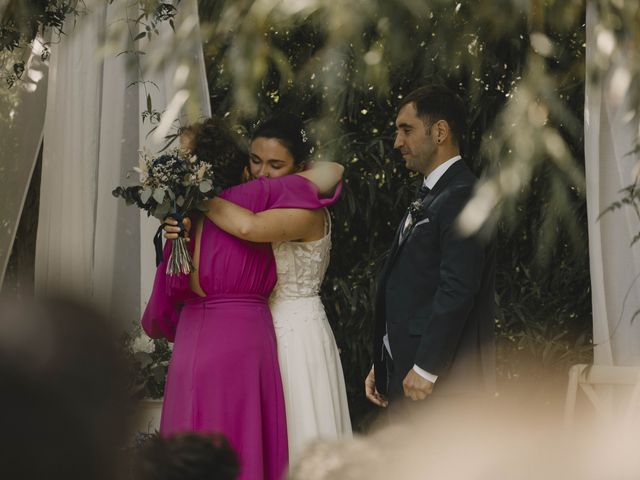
[{"x1": 141, "y1": 174, "x2": 341, "y2": 480}]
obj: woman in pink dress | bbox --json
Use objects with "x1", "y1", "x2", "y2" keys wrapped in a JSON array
[
  {"x1": 141, "y1": 118, "x2": 342, "y2": 480},
  {"x1": 167, "y1": 114, "x2": 352, "y2": 461}
]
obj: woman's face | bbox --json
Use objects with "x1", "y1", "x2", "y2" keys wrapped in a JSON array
[{"x1": 248, "y1": 137, "x2": 300, "y2": 179}]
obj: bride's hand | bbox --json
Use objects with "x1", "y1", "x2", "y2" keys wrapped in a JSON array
[{"x1": 163, "y1": 217, "x2": 192, "y2": 241}]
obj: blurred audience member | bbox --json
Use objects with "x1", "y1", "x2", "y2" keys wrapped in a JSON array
[
  {"x1": 135, "y1": 432, "x2": 240, "y2": 480},
  {"x1": 0, "y1": 296, "x2": 131, "y2": 480},
  {"x1": 289, "y1": 398, "x2": 640, "y2": 480}
]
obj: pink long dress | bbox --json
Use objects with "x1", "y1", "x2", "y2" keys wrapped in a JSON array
[{"x1": 141, "y1": 174, "x2": 340, "y2": 480}]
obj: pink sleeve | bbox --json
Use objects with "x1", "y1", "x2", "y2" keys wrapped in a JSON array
[
  {"x1": 220, "y1": 175, "x2": 342, "y2": 212},
  {"x1": 265, "y1": 174, "x2": 342, "y2": 209},
  {"x1": 141, "y1": 240, "x2": 190, "y2": 341}
]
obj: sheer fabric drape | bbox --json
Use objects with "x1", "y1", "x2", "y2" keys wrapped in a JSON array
[
  {"x1": 34, "y1": 0, "x2": 210, "y2": 326},
  {"x1": 0, "y1": 41, "x2": 49, "y2": 287},
  {"x1": 585, "y1": 2, "x2": 640, "y2": 367}
]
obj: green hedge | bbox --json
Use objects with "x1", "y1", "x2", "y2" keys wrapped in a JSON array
[{"x1": 199, "y1": 1, "x2": 592, "y2": 428}]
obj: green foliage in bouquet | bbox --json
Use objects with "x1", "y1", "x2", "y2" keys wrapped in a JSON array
[
  {"x1": 112, "y1": 148, "x2": 216, "y2": 220},
  {"x1": 113, "y1": 147, "x2": 218, "y2": 274}
]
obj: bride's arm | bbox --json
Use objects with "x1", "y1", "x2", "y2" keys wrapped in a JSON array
[
  {"x1": 296, "y1": 161, "x2": 344, "y2": 196},
  {"x1": 204, "y1": 199, "x2": 322, "y2": 242},
  {"x1": 199, "y1": 161, "x2": 344, "y2": 242},
  {"x1": 164, "y1": 201, "x2": 320, "y2": 243},
  {"x1": 165, "y1": 161, "x2": 343, "y2": 242}
]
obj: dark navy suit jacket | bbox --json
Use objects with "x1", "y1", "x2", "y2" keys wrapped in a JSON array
[{"x1": 373, "y1": 160, "x2": 496, "y2": 398}]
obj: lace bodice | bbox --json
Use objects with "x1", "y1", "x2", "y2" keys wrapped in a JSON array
[{"x1": 270, "y1": 210, "x2": 331, "y2": 300}]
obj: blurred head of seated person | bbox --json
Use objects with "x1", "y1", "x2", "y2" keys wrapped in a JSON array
[
  {"x1": 0, "y1": 296, "x2": 131, "y2": 480},
  {"x1": 287, "y1": 436, "x2": 383, "y2": 480},
  {"x1": 289, "y1": 397, "x2": 640, "y2": 480},
  {"x1": 135, "y1": 432, "x2": 240, "y2": 480}
]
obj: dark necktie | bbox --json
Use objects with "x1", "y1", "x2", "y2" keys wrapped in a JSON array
[{"x1": 417, "y1": 184, "x2": 431, "y2": 199}]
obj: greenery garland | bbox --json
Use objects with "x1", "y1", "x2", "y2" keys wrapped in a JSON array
[
  {"x1": 0, "y1": 0, "x2": 181, "y2": 87},
  {"x1": 0, "y1": 0, "x2": 84, "y2": 86}
]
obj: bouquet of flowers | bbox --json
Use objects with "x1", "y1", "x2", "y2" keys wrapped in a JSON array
[{"x1": 113, "y1": 148, "x2": 217, "y2": 275}]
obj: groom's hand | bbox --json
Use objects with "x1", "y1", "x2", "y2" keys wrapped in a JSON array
[
  {"x1": 403, "y1": 369, "x2": 434, "y2": 401},
  {"x1": 365, "y1": 367, "x2": 388, "y2": 408}
]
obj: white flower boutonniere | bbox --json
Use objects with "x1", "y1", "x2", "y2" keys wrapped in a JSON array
[{"x1": 408, "y1": 199, "x2": 427, "y2": 223}]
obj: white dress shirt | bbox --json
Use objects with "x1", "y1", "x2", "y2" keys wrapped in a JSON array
[{"x1": 386, "y1": 155, "x2": 462, "y2": 384}]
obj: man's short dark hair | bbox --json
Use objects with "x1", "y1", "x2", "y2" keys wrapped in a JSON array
[{"x1": 398, "y1": 85, "x2": 467, "y2": 147}]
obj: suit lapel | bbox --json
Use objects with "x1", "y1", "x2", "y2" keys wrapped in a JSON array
[
  {"x1": 380, "y1": 212, "x2": 406, "y2": 278},
  {"x1": 385, "y1": 160, "x2": 468, "y2": 267},
  {"x1": 398, "y1": 190, "x2": 435, "y2": 247},
  {"x1": 426, "y1": 158, "x2": 467, "y2": 197}
]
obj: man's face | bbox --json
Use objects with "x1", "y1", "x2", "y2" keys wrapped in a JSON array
[
  {"x1": 394, "y1": 103, "x2": 436, "y2": 174},
  {"x1": 248, "y1": 137, "x2": 298, "y2": 179}
]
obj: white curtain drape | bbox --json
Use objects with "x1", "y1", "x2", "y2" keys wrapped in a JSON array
[
  {"x1": 34, "y1": 0, "x2": 210, "y2": 326},
  {"x1": 136, "y1": 0, "x2": 212, "y2": 312},
  {"x1": 0, "y1": 40, "x2": 49, "y2": 287},
  {"x1": 585, "y1": 2, "x2": 640, "y2": 366}
]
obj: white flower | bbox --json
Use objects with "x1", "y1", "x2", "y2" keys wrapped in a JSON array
[
  {"x1": 132, "y1": 335, "x2": 155, "y2": 354},
  {"x1": 134, "y1": 151, "x2": 149, "y2": 183},
  {"x1": 197, "y1": 164, "x2": 207, "y2": 181}
]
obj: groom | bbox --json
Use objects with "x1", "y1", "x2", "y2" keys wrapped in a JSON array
[{"x1": 365, "y1": 85, "x2": 496, "y2": 409}]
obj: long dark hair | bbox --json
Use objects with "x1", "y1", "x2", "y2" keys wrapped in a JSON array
[{"x1": 251, "y1": 113, "x2": 313, "y2": 165}]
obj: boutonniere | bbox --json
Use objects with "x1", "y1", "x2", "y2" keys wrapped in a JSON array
[{"x1": 408, "y1": 199, "x2": 427, "y2": 222}]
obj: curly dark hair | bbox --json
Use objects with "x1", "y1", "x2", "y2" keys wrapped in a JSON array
[
  {"x1": 135, "y1": 432, "x2": 240, "y2": 480},
  {"x1": 182, "y1": 117, "x2": 247, "y2": 190}
]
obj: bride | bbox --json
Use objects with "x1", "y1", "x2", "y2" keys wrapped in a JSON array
[{"x1": 166, "y1": 113, "x2": 352, "y2": 459}]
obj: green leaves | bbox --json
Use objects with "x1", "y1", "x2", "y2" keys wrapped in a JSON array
[
  {"x1": 121, "y1": 325, "x2": 172, "y2": 400},
  {"x1": 154, "y1": 198, "x2": 172, "y2": 220},
  {"x1": 152, "y1": 187, "x2": 165, "y2": 204},
  {"x1": 1, "y1": 1, "x2": 81, "y2": 87},
  {"x1": 199, "y1": 0, "x2": 599, "y2": 425},
  {"x1": 140, "y1": 187, "x2": 152, "y2": 204},
  {"x1": 114, "y1": 148, "x2": 218, "y2": 224}
]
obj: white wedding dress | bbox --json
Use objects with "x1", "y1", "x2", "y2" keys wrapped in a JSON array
[{"x1": 269, "y1": 209, "x2": 352, "y2": 461}]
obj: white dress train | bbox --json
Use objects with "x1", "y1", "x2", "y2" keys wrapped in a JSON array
[{"x1": 270, "y1": 209, "x2": 352, "y2": 461}]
